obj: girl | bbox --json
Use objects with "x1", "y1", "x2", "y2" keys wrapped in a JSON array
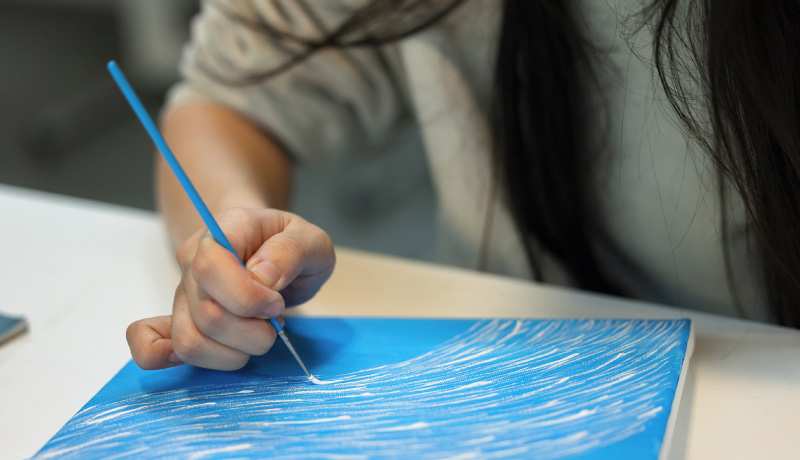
[{"x1": 126, "y1": 0, "x2": 800, "y2": 370}]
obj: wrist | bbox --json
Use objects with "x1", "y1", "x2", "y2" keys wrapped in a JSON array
[{"x1": 217, "y1": 184, "x2": 271, "y2": 211}]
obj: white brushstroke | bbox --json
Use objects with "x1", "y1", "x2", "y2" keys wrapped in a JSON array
[
  {"x1": 375, "y1": 422, "x2": 430, "y2": 432},
  {"x1": 187, "y1": 443, "x2": 251, "y2": 460},
  {"x1": 102, "y1": 446, "x2": 149, "y2": 460},
  {"x1": 462, "y1": 436, "x2": 496, "y2": 445},
  {"x1": 36, "y1": 432, "x2": 133, "y2": 459},
  {"x1": 530, "y1": 409, "x2": 597, "y2": 427},
  {"x1": 310, "y1": 376, "x2": 340, "y2": 385},
  {"x1": 85, "y1": 407, "x2": 144, "y2": 425},
  {"x1": 272, "y1": 415, "x2": 352, "y2": 425},
  {"x1": 35, "y1": 319, "x2": 692, "y2": 460},
  {"x1": 638, "y1": 407, "x2": 664, "y2": 419}
]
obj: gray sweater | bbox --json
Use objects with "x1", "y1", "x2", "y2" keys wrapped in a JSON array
[{"x1": 166, "y1": 0, "x2": 766, "y2": 321}]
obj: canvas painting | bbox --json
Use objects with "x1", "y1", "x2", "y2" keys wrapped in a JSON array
[{"x1": 35, "y1": 317, "x2": 693, "y2": 459}]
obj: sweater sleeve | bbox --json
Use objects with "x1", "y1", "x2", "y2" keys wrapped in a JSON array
[{"x1": 164, "y1": 0, "x2": 407, "y2": 162}]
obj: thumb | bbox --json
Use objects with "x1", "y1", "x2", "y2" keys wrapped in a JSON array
[{"x1": 126, "y1": 315, "x2": 184, "y2": 370}]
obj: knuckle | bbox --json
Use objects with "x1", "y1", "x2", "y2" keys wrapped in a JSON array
[
  {"x1": 273, "y1": 232, "x2": 306, "y2": 262},
  {"x1": 175, "y1": 230, "x2": 204, "y2": 269},
  {"x1": 126, "y1": 325, "x2": 154, "y2": 369},
  {"x1": 266, "y1": 208, "x2": 284, "y2": 222},
  {"x1": 173, "y1": 284, "x2": 184, "y2": 300},
  {"x1": 313, "y1": 226, "x2": 335, "y2": 257},
  {"x1": 172, "y1": 285, "x2": 187, "y2": 313},
  {"x1": 234, "y1": 287, "x2": 262, "y2": 314},
  {"x1": 133, "y1": 353, "x2": 161, "y2": 371},
  {"x1": 175, "y1": 241, "x2": 193, "y2": 268},
  {"x1": 125, "y1": 321, "x2": 140, "y2": 346},
  {"x1": 263, "y1": 210, "x2": 287, "y2": 234},
  {"x1": 193, "y1": 301, "x2": 227, "y2": 337},
  {"x1": 189, "y1": 249, "x2": 213, "y2": 283},
  {"x1": 171, "y1": 330, "x2": 204, "y2": 363}
]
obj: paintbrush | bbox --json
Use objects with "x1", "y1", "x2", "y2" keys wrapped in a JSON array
[{"x1": 107, "y1": 60, "x2": 322, "y2": 384}]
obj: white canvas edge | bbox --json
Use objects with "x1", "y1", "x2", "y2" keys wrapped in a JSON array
[{"x1": 658, "y1": 320, "x2": 695, "y2": 460}]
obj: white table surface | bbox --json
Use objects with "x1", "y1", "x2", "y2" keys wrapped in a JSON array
[{"x1": 1, "y1": 184, "x2": 798, "y2": 460}]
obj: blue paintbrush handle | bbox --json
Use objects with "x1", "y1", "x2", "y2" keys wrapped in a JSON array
[{"x1": 107, "y1": 61, "x2": 283, "y2": 333}]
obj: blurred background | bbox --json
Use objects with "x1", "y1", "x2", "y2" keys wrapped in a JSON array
[{"x1": 0, "y1": 0, "x2": 437, "y2": 262}]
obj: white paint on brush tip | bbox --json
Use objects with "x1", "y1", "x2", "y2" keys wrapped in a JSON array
[{"x1": 309, "y1": 376, "x2": 339, "y2": 385}]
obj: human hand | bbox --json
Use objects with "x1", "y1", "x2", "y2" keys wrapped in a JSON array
[{"x1": 126, "y1": 208, "x2": 335, "y2": 371}]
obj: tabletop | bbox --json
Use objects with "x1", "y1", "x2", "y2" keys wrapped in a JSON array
[{"x1": 0, "y1": 184, "x2": 798, "y2": 460}]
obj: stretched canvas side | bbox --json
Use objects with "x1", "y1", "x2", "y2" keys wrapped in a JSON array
[{"x1": 659, "y1": 321, "x2": 695, "y2": 460}]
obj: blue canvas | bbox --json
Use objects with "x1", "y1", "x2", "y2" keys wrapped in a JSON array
[{"x1": 35, "y1": 318, "x2": 692, "y2": 459}]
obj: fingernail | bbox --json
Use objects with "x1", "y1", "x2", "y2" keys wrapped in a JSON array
[
  {"x1": 168, "y1": 352, "x2": 183, "y2": 363},
  {"x1": 250, "y1": 260, "x2": 281, "y2": 289},
  {"x1": 262, "y1": 298, "x2": 284, "y2": 318}
]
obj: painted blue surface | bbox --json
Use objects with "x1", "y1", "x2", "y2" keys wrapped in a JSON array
[{"x1": 36, "y1": 318, "x2": 691, "y2": 459}]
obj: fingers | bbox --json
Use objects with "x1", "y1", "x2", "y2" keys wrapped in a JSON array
[
  {"x1": 126, "y1": 315, "x2": 184, "y2": 370},
  {"x1": 191, "y1": 233, "x2": 285, "y2": 318},
  {"x1": 170, "y1": 287, "x2": 251, "y2": 371},
  {"x1": 186, "y1": 208, "x2": 334, "y2": 306},
  {"x1": 185, "y1": 275, "x2": 277, "y2": 356},
  {"x1": 130, "y1": 208, "x2": 334, "y2": 372},
  {"x1": 246, "y1": 214, "x2": 336, "y2": 304}
]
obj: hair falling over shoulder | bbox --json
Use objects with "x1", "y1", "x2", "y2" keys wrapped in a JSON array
[
  {"x1": 222, "y1": 0, "x2": 800, "y2": 327},
  {"x1": 495, "y1": 0, "x2": 800, "y2": 326},
  {"x1": 642, "y1": 0, "x2": 800, "y2": 326}
]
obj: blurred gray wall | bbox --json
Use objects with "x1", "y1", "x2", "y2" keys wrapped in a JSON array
[{"x1": 0, "y1": 0, "x2": 436, "y2": 261}]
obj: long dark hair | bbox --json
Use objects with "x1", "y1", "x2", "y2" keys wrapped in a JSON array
[
  {"x1": 643, "y1": 0, "x2": 800, "y2": 327},
  {"x1": 208, "y1": 0, "x2": 800, "y2": 327},
  {"x1": 491, "y1": 0, "x2": 618, "y2": 294}
]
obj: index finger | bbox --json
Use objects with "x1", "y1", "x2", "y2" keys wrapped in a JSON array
[
  {"x1": 245, "y1": 216, "x2": 335, "y2": 292},
  {"x1": 190, "y1": 232, "x2": 285, "y2": 318}
]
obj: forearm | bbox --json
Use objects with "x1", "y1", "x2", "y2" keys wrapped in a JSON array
[{"x1": 156, "y1": 103, "x2": 293, "y2": 247}]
